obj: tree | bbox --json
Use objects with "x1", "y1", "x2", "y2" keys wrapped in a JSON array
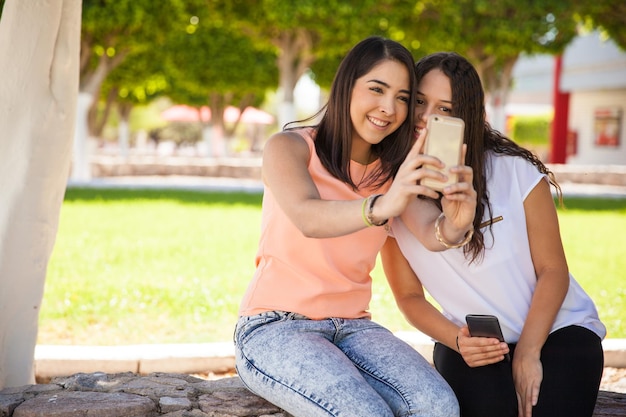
[
  {"x1": 162, "y1": 6, "x2": 278, "y2": 156},
  {"x1": 98, "y1": 50, "x2": 169, "y2": 156},
  {"x1": 575, "y1": 0, "x2": 626, "y2": 50},
  {"x1": 0, "y1": 0, "x2": 81, "y2": 388},
  {"x1": 208, "y1": 0, "x2": 402, "y2": 128},
  {"x1": 74, "y1": 0, "x2": 191, "y2": 180},
  {"x1": 392, "y1": 0, "x2": 578, "y2": 131}
]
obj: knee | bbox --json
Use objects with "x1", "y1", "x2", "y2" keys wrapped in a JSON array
[
  {"x1": 408, "y1": 387, "x2": 459, "y2": 417},
  {"x1": 429, "y1": 391, "x2": 460, "y2": 417}
]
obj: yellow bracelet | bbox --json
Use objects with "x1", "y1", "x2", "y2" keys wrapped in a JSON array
[
  {"x1": 435, "y1": 212, "x2": 473, "y2": 249},
  {"x1": 362, "y1": 196, "x2": 373, "y2": 227}
]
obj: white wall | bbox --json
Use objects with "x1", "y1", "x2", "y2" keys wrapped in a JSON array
[
  {"x1": 561, "y1": 32, "x2": 626, "y2": 92},
  {"x1": 567, "y1": 89, "x2": 626, "y2": 165},
  {"x1": 510, "y1": 54, "x2": 554, "y2": 105}
]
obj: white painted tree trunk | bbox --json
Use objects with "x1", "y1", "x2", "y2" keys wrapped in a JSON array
[
  {"x1": 118, "y1": 118, "x2": 130, "y2": 158},
  {"x1": 278, "y1": 97, "x2": 296, "y2": 131},
  {"x1": 0, "y1": 0, "x2": 81, "y2": 389},
  {"x1": 71, "y1": 92, "x2": 94, "y2": 181},
  {"x1": 201, "y1": 125, "x2": 213, "y2": 157}
]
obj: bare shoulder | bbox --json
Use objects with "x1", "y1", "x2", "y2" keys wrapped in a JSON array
[
  {"x1": 264, "y1": 129, "x2": 311, "y2": 160},
  {"x1": 525, "y1": 178, "x2": 554, "y2": 207}
]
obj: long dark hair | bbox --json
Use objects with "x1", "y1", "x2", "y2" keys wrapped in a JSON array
[
  {"x1": 415, "y1": 52, "x2": 562, "y2": 262},
  {"x1": 286, "y1": 36, "x2": 416, "y2": 190}
]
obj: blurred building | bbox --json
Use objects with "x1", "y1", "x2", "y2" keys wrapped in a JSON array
[{"x1": 510, "y1": 31, "x2": 626, "y2": 165}]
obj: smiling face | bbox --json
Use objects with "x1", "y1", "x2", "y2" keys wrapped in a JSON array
[
  {"x1": 349, "y1": 59, "x2": 410, "y2": 162},
  {"x1": 414, "y1": 69, "x2": 453, "y2": 140}
]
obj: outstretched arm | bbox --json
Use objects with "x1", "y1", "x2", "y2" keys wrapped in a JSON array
[
  {"x1": 267, "y1": 127, "x2": 458, "y2": 238},
  {"x1": 262, "y1": 131, "x2": 369, "y2": 238}
]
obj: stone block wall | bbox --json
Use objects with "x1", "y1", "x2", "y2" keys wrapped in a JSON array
[{"x1": 88, "y1": 155, "x2": 626, "y2": 187}]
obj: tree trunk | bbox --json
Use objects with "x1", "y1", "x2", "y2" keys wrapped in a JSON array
[
  {"x1": 484, "y1": 56, "x2": 517, "y2": 133},
  {"x1": 72, "y1": 92, "x2": 94, "y2": 181},
  {"x1": 275, "y1": 29, "x2": 315, "y2": 129},
  {"x1": 0, "y1": 0, "x2": 81, "y2": 389},
  {"x1": 118, "y1": 103, "x2": 133, "y2": 158},
  {"x1": 72, "y1": 46, "x2": 127, "y2": 181}
]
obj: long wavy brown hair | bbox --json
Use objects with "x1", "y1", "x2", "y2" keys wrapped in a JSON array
[
  {"x1": 286, "y1": 36, "x2": 416, "y2": 191},
  {"x1": 415, "y1": 52, "x2": 562, "y2": 263}
]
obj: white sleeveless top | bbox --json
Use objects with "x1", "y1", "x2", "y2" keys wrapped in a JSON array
[{"x1": 391, "y1": 152, "x2": 606, "y2": 342}]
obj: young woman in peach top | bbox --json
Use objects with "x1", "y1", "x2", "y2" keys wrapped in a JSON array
[{"x1": 234, "y1": 37, "x2": 476, "y2": 417}]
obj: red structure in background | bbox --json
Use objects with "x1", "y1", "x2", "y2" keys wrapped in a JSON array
[{"x1": 550, "y1": 55, "x2": 570, "y2": 163}]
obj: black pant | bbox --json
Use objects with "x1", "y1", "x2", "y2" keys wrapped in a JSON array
[{"x1": 433, "y1": 325, "x2": 604, "y2": 417}]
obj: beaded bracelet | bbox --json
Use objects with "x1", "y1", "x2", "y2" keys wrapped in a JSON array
[{"x1": 434, "y1": 212, "x2": 473, "y2": 249}]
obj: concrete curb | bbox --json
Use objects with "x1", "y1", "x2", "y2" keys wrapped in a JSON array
[{"x1": 34, "y1": 334, "x2": 626, "y2": 381}]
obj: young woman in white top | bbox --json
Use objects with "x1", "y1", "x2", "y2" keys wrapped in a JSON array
[{"x1": 383, "y1": 52, "x2": 606, "y2": 417}]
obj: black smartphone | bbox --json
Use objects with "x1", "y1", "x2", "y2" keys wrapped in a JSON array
[{"x1": 465, "y1": 314, "x2": 510, "y2": 361}]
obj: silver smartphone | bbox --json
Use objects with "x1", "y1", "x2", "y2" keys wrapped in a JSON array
[
  {"x1": 422, "y1": 114, "x2": 465, "y2": 191},
  {"x1": 465, "y1": 314, "x2": 510, "y2": 361}
]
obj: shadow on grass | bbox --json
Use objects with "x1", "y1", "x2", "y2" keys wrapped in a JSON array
[
  {"x1": 63, "y1": 188, "x2": 625, "y2": 211},
  {"x1": 560, "y1": 197, "x2": 626, "y2": 212},
  {"x1": 63, "y1": 187, "x2": 263, "y2": 207}
]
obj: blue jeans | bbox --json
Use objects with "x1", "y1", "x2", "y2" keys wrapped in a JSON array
[{"x1": 234, "y1": 311, "x2": 459, "y2": 417}]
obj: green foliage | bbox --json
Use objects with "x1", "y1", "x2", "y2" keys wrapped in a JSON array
[
  {"x1": 213, "y1": 0, "x2": 392, "y2": 49},
  {"x1": 209, "y1": 0, "x2": 406, "y2": 89},
  {"x1": 574, "y1": 0, "x2": 626, "y2": 50},
  {"x1": 103, "y1": 51, "x2": 169, "y2": 106},
  {"x1": 80, "y1": 0, "x2": 190, "y2": 76},
  {"x1": 163, "y1": 7, "x2": 278, "y2": 106},
  {"x1": 511, "y1": 115, "x2": 551, "y2": 146},
  {"x1": 404, "y1": 0, "x2": 578, "y2": 58},
  {"x1": 34, "y1": 0, "x2": 621, "y2": 136},
  {"x1": 392, "y1": 0, "x2": 580, "y2": 96},
  {"x1": 150, "y1": 122, "x2": 202, "y2": 146},
  {"x1": 39, "y1": 189, "x2": 626, "y2": 345}
]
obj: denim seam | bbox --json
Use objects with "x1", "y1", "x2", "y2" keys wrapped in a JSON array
[{"x1": 238, "y1": 348, "x2": 341, "y2": 417}]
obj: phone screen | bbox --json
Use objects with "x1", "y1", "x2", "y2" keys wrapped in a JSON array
[{"x1": 466, "y1": 314, "x2": 510, "y2": 361}]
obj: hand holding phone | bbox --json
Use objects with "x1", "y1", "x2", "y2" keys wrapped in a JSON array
[
  {"x1": 421, "y1": 114, "x2": 464, "y2": 191},
  {"x1": 465, "y1": 314, "x2": 510, "y2": 361}
]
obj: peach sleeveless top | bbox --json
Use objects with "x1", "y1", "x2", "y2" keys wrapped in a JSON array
[{"x1": 239, "y1": 128, "x2": 391, "y2": 319}]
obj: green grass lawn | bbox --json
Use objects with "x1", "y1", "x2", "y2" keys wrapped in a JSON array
[{"x1": 38, "y1": 188, "x2": 626, "y2": 346}]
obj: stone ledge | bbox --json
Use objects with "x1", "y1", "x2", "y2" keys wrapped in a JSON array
[
  {"x1": 0, "y1": 372, "x2": 624, "y2": 417},
  {"x1": 90, "y1": 155, "x2": 262, "y2": 180},
  {"x1": 1, "y1": 373, "x2": 289, "y2": 417},
  {"x1": 549, "y1": 164, "x2": 626, "y2": 187}
]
